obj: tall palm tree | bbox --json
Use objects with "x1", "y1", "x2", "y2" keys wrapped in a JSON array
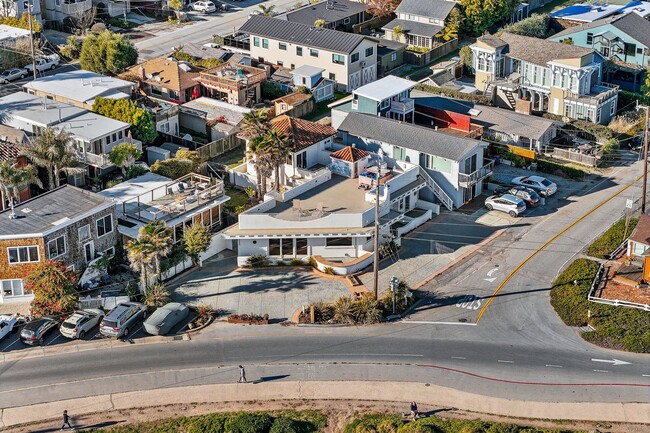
[
  {"x1": 262, "y1": 128, "x2": 290, "y2": 191},
  {"x1": 126, "y1": 237, "x2": 157, "y2": 291},
  {"x1": 246, "y1": 135, "x2": 273, "y2": 199},
  {"x1": 241, "y1": 108, "x2": 269, "y2": 139},
  {"x1": 21, "y1": 127, "x2": 85, "y2": 190},
  {"x1": 257, "y1": 4, "x2": 276, "y2": 16},
  {"x1": 0, "y1": 161, "x2": 42, "y2": 218},
  {"x1": 138, "y1": 220, "x2": 173, "y2": 281}
]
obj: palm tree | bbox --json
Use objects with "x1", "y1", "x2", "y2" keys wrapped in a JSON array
[
  {"x1": 246, "y1": 135, "x2": 273, "y2": 199},
  {"x1": 138, "y1": 220, "x2": 173, "y2": 282},
  {"x1": 241, "y1": 108, "x2": 269, "y2": 139},
  {"x1": 262, "y1": 128, "x2": 290, "y2": 191},
  {"x1": 0, "y1": 161, "x2": 42, "y2": 218},
  {"x1": 21, "y1": 127, "x2": 85, "y2": 190},
  {"x1": 257, "y1": 4, "x2": 276, "y2": 16},
  {"x1": 126, "y1": 237, "x2": 157, "y2": 291}
]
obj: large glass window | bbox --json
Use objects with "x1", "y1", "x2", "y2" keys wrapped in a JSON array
[
  {"x1": 1, "y1": 279, "x2": 28, "y2": 297},
  {"x1": 282, "y1": 239, "x2": 293, "y2": 256},
  {"x1": 296, "y1": 239, "x2": 308, "y2": 255},
  {"x1": 365, "y1": 47, "x2": 373, "y2": 57},
  {"x1": 296, "y1": 46, "x2": 303, "y2": 56},
  {"x1": 8, "y1": 246, "x2": 39, "y2": 264},
  {"x1": 332, "y1": 54, "x2": 345, "y2": 65},
  {"x1": 47, "y1": 235, "x2": 66, "y2": 259},
  {"x1": 310, "y1": 49, "x2": 319, "y2": 57},
  {"x1": 269, "y1": 239, "x2": 281, "y2": 255},
  {"x1": 253, "y1": 37, "x2": 260, "y2": 47},
  {"x1": 326, "y1": 237, "x2": 353, "y2": 246},
  {"x1": 279, "y1": 42, "x2": 287, "y2": 50},
  {"x1": 262, "y1": 39, "x2": 269, "y2": 49},
  {"x1": 96, "y1": 215, "x2": 113, "y2": 238}
]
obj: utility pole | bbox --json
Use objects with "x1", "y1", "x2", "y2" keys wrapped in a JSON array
[
  {"x1": 640, "y1": 102, "x2": 649, "y2": 213},
  {"x1": 25, "y1": 0, "x2": 37, "y2": 81},
  {"x1": 372, "y1": 150, "x2": 383, "y2": 300}
]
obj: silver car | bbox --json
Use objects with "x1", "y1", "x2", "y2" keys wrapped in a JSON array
[
  {"x1": 485, "y1": 193, "x2": 526, "y2": 217},
  {"x1": 0, "y1": 68, "x2": 27, "y2": 83},
  {"x1": 143, "y1": 302, "x2": 189, "y2": 336},
  {"x1": 511, "y1": 175, "x2": 557, "y2": 197},
  {"x1": 99, "y1": 302, "x2": 147, "y2": 338},
  {"x1": 60, "y1": 309, "x2": 104, "y2": 339}
]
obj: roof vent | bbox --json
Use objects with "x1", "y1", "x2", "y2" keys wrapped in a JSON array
[{"x1": 21, "y1": 208, "x2": 32, "y2": 214}]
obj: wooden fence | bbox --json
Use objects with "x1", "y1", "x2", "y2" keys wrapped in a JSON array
[
  {"x1": 404, "y1": 39, "x2": 459, "y2": 68},
  {"x1": 197, "y1": 134, "x2": 244, "y2": 160},
  {"x1": 552, "y1": 148, "x2": 599, "y2": 167}
]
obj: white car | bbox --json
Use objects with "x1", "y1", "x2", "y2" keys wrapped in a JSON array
[
  {"x1": 60, "y1": 309, "x2": 104, "y2": 339},
  {"x1": 190, "y1": 1, "x2": 216, "y2": 13},
  {"x1": 511, "y1": 175, "x2": 557, "y2": 197},
  {"x1": 24, "y1": 54, "x2": 60, "y2": 73},
  {"x1": 0, "y1": 68, "x2": 27, "y2": 83},
  {"x1": 485, "y1": 193, "x2": 526, "y2": 217},
  {"x1": 0, "y1": 315, "x2": 20, "y2": 341}
]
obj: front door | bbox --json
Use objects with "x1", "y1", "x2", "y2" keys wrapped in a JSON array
[{"x1": 84, "y1": 241, "x2": 94, "y2": 263}]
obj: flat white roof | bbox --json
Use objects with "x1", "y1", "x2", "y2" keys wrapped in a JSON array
[
  {"x1": 55, "y1": 112, "x2": 129, "y2": 141},
  {"x1": 23, "y1": 70, "x2": 134, "y2": 106},
  {"x1": 353, "y1": 75, "x2": 417, "y2": 101},
  {"x1": 291, "y1": 65, "x2": 325, "y2": 77},
  {"x1": 99, "y1": 172, "x2": 171, "y2": 206},
  {"x1": 0, "y1": 92, "x2": 86, "y2": 127},
  {"x1": 0, "y1": 24, "x2": 29, "y2": 42},
  {"x1": 551, "y1": 2, "x2": 621, "y2": 22}
]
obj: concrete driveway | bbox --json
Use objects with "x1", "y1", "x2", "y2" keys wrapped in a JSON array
[{"x1": 168, "y1": 251, "x2": 349, "y2": 321}]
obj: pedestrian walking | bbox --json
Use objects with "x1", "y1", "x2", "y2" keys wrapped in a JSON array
[
  {"x1": 61, "y1": 410, "x2": 73, "y2": 430},
  {"x1": 238, "y1": 365, "x2": 247, "y2": 383},
  {"x1": 409, "y1": 402, "x2": 418, "y2": 420}
]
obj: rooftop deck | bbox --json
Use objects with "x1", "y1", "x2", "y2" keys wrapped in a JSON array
[{"x1": 197, "y1": 63, "x2": 266, "y2": 91}]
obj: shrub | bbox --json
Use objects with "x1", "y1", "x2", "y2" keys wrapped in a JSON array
[
  {"x1": 106, "y1": 178, "x2": 123, "y2": 188},
  {"x1": 144, "y1": 282, "x2": 170, "y2": 308},
  {"x1": 323, "y1": 266, "x2": 336, "y2": 275},
  {"x1": 550, "y1": 258, "x2": 599, "y2": 327},
  {"x1": 246, "y1": 254, "x2": 271, "y2": 268},
  {"x1": 224, "y1": 413, "x2": 273, "y2": 433},
  {"x1": 290, "y1": 258, "x2": 304, "y2": 266},
  {"x1": 535, "y1": 159, "x2": 585, "y2": 180},
  {"x1": 196, "y1": 304, "x2": 214, "y2": 326},
  {"x1": 270, "y1": 418, "x2": 300, "y2": 433},
  {"x1": 276, "y1": 260, "x2": 286, "y2": 266},
  {"x1": 307, "y1": 256, "x2": 318, "y2": 268},
  {"x1": 126, "y1": 165, "x2": 148, "y2": 179},
  {"x1": 415, "y1": 84, "x2": 493, "y2": 105},
  {"x1": 497, "y1": 14, "x2": 549, "y2": 38},
  {"x1": 586, "y1": 217, "x2": 638, "y2": 259},
  {"x1": 350, "y1": 296, "x2": 382, "y2": 324}
]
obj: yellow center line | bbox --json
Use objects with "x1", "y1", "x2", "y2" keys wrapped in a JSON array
[{"x1": 475, "y1": 174, "x2": 643, "y2": 324}]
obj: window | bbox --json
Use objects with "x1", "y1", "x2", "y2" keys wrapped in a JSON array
[
  {"x1": 168, "y1": 90, "x2": 178, "y2": 100},
  {"x1": 380, "y1": 99, "x2": 390, "y2": 109},
  {"x1": 392, "y1": 145, "x2": 406, "y2": 160},
  {"x1": 1, "y1": 279, "x2": 28, "y2": 298},
  {"x1": 343, "y1": 17, "x2": 350, "y2": 24},
  {"x1": 296, "y1": 238, "x2": 308, "y2": 255},
  {"x1": 596, "y1": 107, "x2": 601, "y2": 124},
  {"x1": 8, "y1": 246, "x2": 39, "y2": 264},
  {"x1": 610, "y1": 99, "x2": 616, "y2": 115},
  {"x1": 118, "y1": 130, "x2": 123, "y2": 140},
  {"x1": 111, "y1": 133, "x2": 116, "y2": 143},
  {"x1": 296, "y1": 46, "x2": 303, "y2": 56},
  {"x1": 47, "y1": 235, "x2": 66, "y2": 259},
  {"x1": 365, "y1": 47, "x2": 374, "y2": 57},
  {"x1": 310, "y1": 49, "x2": 319, "y2": 57},
  {"x1": 161, "y1": 122, "x2": 170, "y2": 133},
  {"x1": 269, "y1": 239, "x2": 281, "y2": 255},
  {"x1": 277, "y1": 60, "x2": 284, "y2": 66},
  {"x1": 477, "y1": 57, "x2": 485, "y2": 71},
  {"x1": 586, "y1": 33, "x2": 593, "y2": 44},
  {"x1": 391, "y1": 52, "x2": 397, "y2": 61},
  {"x1": 326, "y1": 237, "x2": 353, "y2": 246},
  {"x1": 279, "y1": 42, "x2": 287, "y2": 50},
  {"x1": 329, "y1": 72, "x2": 336, "y2": 80},
  {"x1": 96, "y1": 215, "x2": 113, "y2": 238},
  {"x1": 625, "y1": 43, "x2": 636, "y2": 56},
  {"x1": 151, "y1": 86, "x2": 163, "y2": 96},
  {"x1": 332, "y1": 53, "x2": 345, "y2": 65},
  {"x1": 253, "y1": 37, "x2": 260, "y2": 47},
  {"x1": 637, "y1": 47, "x2": 644, "y2": 55},
  {"x1": 261, "y1": 38, "x2": 269, "y2": 49},
  {"x1": 601, "y1": 46, "x2": 610, "y2": 57}
]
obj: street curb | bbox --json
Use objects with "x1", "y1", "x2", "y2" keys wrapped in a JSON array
[{"x1": 2, "y1": 380, "x2": 650, "y2": 428}]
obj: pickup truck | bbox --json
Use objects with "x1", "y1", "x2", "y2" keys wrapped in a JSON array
[
  {"x1": 24, "y1": 54, "x2": 60, "y2": 73},
  {"x1": 0, "y1": 315, "x2": 20, "y2": 341}
]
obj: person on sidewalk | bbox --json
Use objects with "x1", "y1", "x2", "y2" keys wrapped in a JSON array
[
  {"x1": 61, "y1": 410, "x2": 73, "y2": 430},
  {"x1": 409, "y1": 402, "x2": 418, "y2": 420},
  {"x1": 238, "y1": 365, "x2": 247, "y2": 383}
]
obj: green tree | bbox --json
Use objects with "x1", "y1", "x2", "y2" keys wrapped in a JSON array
[
  {"x1": 392, "y1": 25, "x2": 404, "y2": 41},
  {"x1": 460, "y1": 0, "x2": 511, "y2": 36},
  {"x1": 642, "y1": 67, "x2": 650, "y2": 98},
  {"x1": 257, "y1": 4, "x2": 276, "y2": 15},
  {"x1": 314, "y1": 18, "x2": 326, "y2": 28},
  {"x1": 79, "y1": 30, "x2": 138, "y2": 75},
  {"x1": 498, "y1": 13, "x2": 549, "y2": 38},
  {"x1": 183, "y1": 223, "x2": 211, "y2": 266},
  {"x1": 21, "y1": 127, "x2": 85, "y2": 190},
  {"x1": 0, "y1": 161, "x2": 42, "y2": 215},
  {"x1": 144, "y1": 281, "x2": 170, "y2": 307},
  {"x1": 263, "y1": 128, "x2": 290, "y2": 191},
  {"x1": 459, "y1": 45, "x2": 474, "y2": 72},
  {"x1": 246, "y1": 135, "x2": 273, "y2": 199},
  {"x1": 241, "y1": 108, "x2": 270, "y2": 138},
  {"x1": 0, "y1": 13, "x2": 41, "y2": 32},
  {"x1": 127, "y1": 237, "x2": 156, "y2": 291},
  {"x1": 93, "y1": 97, "x2": 157, "y2": 144},
  {"x1": 150, "y1": 149, "x2": 204, "y2": 179},
  {"x1": 139, "y1": 220, "x2": 173, "y2": 281},
  {"x1": 59, "y1": 35, "x2": 82, "y2": 59},
  {"x1": 168, "y1": 0, "x2": 182, "y2": 11},
  {"x1": 26, "y1": 261, "x2": 78, "y2": 317},
  {"x1": 436, "y1": 8, "x2": 463, "y2": 41},
  {"x1": 108, "y1": 143, "x2": 142, "y2": 177}
]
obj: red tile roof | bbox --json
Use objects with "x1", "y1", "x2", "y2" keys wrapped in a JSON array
[
  {"x1": 270, "y1": 115, "x2": 336, "y2": 152},
  {"x1": 330, "y1": 146, "x2": 371, "y2": 162}
]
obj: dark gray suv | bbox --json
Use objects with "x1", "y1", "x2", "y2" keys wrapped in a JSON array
[{"x1": 99, "y1": 302, "x2": 147, "y2": 338}]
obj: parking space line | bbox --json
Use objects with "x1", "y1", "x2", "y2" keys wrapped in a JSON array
[
  {"x1": 451, "y1": 356, "x2": 466, "y2": 360},
  {"x1": 46, "y1": 333, "x2": 64, "y2": 346},
  {"x1": 546, "y1": 365, "x2": 563, "y2": 368},
  {"x1": 593, "y1": 370, "x2": 609, "y2": 373},
  {"x1": 401, "y1": 320, "x2": 477, "y2": 326},
  {"x1": 497, "y1": 360, "x2": 514, "y2": 364}
]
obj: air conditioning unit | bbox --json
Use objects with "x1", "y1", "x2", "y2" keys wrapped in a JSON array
[{"x1": 360, "y1": 61, "x2": 366, "y2": 67}]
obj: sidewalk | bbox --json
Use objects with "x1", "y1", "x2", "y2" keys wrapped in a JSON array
[{"x1": 2, "y1": 380, "x2": 649, "y2": 428}]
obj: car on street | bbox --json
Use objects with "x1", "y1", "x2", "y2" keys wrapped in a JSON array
[
  {"x1": 189, "y1": 1, "x2": 216, "y2": 13},
  {"x1": 20, "y1": 316, "x2": 60, "y2": 345},
  {"x1": 495, "y1": 186, "x2": 540, "y2": 207},
  {"x1": 511, "y1": 175, "x2": 557, "y2": 197},
  {"x1": 99, "y1": 302, "x2": 147, "y2": 338},
  {"x1": 143, "y1": 302, "x2": 189, "y2": 336},
  {"x1": 24, "y1": 54, "x2": 60, "y2": 74},
  {"x1": 60, "y1": 309, "x2": 104, "y2": 339},
  {"x1": 0, "y1": 68, "x2": 27, "y2": 83},
  {"x1": 0, "y1": 315, "x2": 21, "y2": 341},
  {"x1": 485, "y1": 194, "x2": 526, "y2": 217}
]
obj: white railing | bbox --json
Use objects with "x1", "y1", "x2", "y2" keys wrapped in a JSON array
[
  {"x1": 390, "y1": 98, "x2": 414, "y2": 113},
  {"x1": 458, "y1": 160, "x2": 494, "y2": 188},
  {"x1": 418, "y1": 166, "x2": 453, "y2": 210},
  {"x1": 59, "y1": 0, "x2": 92, "y2": 14},
  {"x1": 588, "y1": 262, "x2": 650, "y2": 312}
]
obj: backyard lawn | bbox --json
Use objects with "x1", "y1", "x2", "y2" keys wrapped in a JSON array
[{"x1": 214, "y1": 145, "x2": 245, "y2": 169}]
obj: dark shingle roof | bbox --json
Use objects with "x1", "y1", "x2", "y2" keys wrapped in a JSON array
[
  {"x1": 395, "y1": 0, "x2": 456, "y2": 20},
  {"x1": 477, "y1": 34, "x2": 508, "y2": 49},
  {"x1": 280, "y1": 0, "x2": 367, "y2": 26},
  {"x1": 382, "y1": 18, "x2": 443, "y2": 38},
  {"x1": 339, "y1": 112, "x2": 481, "y2": 161},
  {"x1": 239, "y1": 15, "x2": 372, "y2": 54},
  {"x1": 0, "y1": 185, "x2": 114, "y2": 237},
  {"x1": 498, "y1": 32, "x2": 594, "y2": 66}
]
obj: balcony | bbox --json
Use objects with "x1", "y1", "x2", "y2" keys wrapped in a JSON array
[
  {"x1": 390, "y1": 98, "x2": 414, "y2": 114},
  {"x1": 82, "y1": 139, "x2": 143, "y2": 168},
  {"x1": 564, "y1": 82, "x2": 619, "y2": 106},
  {"x1": 59, "y1": 0, "x2": 91, "y2": 15},
  {"x1": 458, "y1": 159, "x2": 494, "y2": 188},
  {"x1": 197, "y1": 63, "x2": 266, "y2": 92}
]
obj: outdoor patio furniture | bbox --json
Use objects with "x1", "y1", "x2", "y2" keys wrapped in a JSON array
[
  {"x1": 178, "y1": 182, "x2": 186, "y2": 193},
  {"x1": 186, "y1": 196, "x2": 197, "y2": 204},
  {"x1": 196, "y1": 182, "x2": 209, "y2": 190},
  {"x1": 200, "y1": 191, "x2": 211, "y2": 200}
]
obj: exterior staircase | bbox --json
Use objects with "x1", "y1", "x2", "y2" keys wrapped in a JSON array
[
  {"x1": 483, "y1": 82, "x2": 494, "y2": 98},
  {"x1": 418, "y1": 166, "x2": 453, "y2": 211},
  {"x1": 504, "y1": 90, "x2": 517, "y2": 108}
]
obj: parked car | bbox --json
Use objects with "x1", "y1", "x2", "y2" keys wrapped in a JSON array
[
  {"x1": 60, "y1": 309, "x2": 104, "y2": 339},
  {"x1": 0, "y1": 68, "x2": 27, "y2": 83},
  {"x1": 24, "y1": 54, "x2": 60, "y2": 74},
  {"x1": 496, "y1": 186, "x2": 540, "y2": 207},
  {"x1": 189, "y1": 1, "x2": 216, "y2": 12},
  {"x1": 0, "y1": 315, "x2": 21, "y2": 341},
  {"x1": 20, "y1": 316, "x2": 60, "y2": 346},
  {"x1": 485, "y1": 194, "x2": 526, "y2": 217},
  {"x1": 511, "y1": 175, "x2": 557, "y2": 197},
  {"x1": 143, "y1": 302, "x2": 189, "y2": 336},
  {"x1": 99, "y1": 302, "x2": 147, "y2": 338}
]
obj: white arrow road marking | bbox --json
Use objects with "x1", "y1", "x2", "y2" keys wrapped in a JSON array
[
  {"x1": 642, "y1": 374, "x2": 650, "y2": 377},
  {"x1": 591, "y1": 358, "x2": 632, "y2": 366},
  {"x1": 484, "y1": 277, "x2": 497, "y2": 282},
  {"x1": 487, "y1": 268, "x2": 499, "y2": 277}
]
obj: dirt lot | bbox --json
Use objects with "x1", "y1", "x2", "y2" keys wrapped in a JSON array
[{"x1": 4, "y1": 399, "x2": 648, "y2": 433}]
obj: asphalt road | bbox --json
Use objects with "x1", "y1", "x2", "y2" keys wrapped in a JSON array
[
  {"x1": 1, "y1": 154, "x2": 649, "y2": 410},
  {"x1": 0, "y1": 63, "x2": 80, "y2": 98}
]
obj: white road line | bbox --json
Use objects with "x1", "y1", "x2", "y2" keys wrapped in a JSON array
[
  {"x1": 545, "y1": 364, "x2": 563, "y2": 368},
  {"x1": 642, "y1": 374, "x2": 650, "y2": 377},
  {"x1": 1, "y1": 337, "x2": 21, "y2": 351},
  {"x1": 451, "y1": 356, "x2": 466, "y2": 360},
  {"x1": 401, "y1": 321, "x2": 477, "y2": 326},
  {"x1": 305, "y1": 353, "x2": 424, "y2": 357},
  {"x1": 593, "y1": 369, "x2": 609, "y2": 373},
  {"x1": 46, "y1": 334, "x2": 64, "y2": 346},
  {"x1": 497, "y1": 360, "x2": 514, "y2": 363}
]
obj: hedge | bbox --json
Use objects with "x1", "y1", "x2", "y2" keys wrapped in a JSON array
[
  {"x1": 344, "y1": 413, "x2": 584, "y2": 433},
  {"x1": 586, "y1": 217, "x2": 638, "y2": 259},
  {"x1": 550, "y1": 258, "x2": 650, "y2": 353},
  {"x1": 78, "y1": 410, "x2": 326, "y2": 433},
  {"x1": 414, "y1": 84, "x2": 493, "y2": 106},
  {"x1": 535, "y1": 159, "x2": 585, "y2": 180}
]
